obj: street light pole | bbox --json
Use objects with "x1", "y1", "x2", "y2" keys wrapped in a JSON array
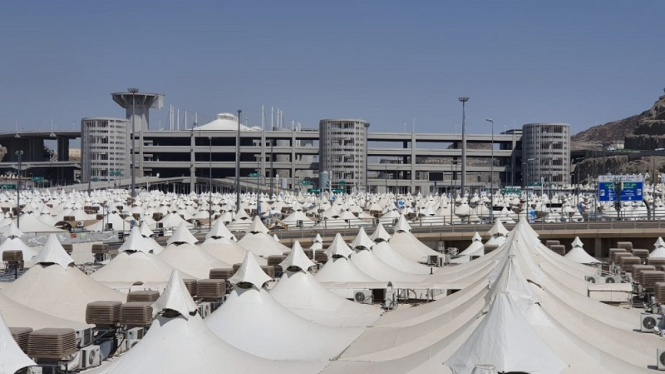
[
  {"x1": 236, "y1": 110, "x2": 242, "y2": 213},
  {"x1": 458, "y1": 97, "x2": 469, "y2": 195},
  {"x1": 209, "y1": 136, "x2": 212, "y2": 230},
  {"x1": 128, "y1": 87, "x2": 139, "y2": 198},
  {"x1": 486, "y1": 118, "x2": 494, "y2": 223},
  {"x1": 522, "y1": 161, "x2": 528, "y2": 221},
  {"x1": 15, "y1": 150, "x2": 23, "y2": 228}
]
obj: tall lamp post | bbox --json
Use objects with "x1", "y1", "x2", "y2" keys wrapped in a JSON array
[
  {"x1": 458, "y1": 97, "x2": 469, "y2": 195},
  {"x1": 15, "y1": 150, "x2": 23, "y2": 228},
  {"x1": 236, "y1": 110, "x2": 242, "y2": 213},
  {"x1": 128, "y1": 87, "x2": 139, "y2": 198},
  {"x1": 209, "y1": 136, "x2": 212, "y2": 230},
  {"x1": 485, "y1": 118, "x2": 494, "y2": 223}
]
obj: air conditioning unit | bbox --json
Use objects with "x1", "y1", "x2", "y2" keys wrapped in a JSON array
[
  {"x1": 641, "y1": 313, "x2": 663, "y2": 333},
  {"x1": 59, "y1": 351, "x2": 82, "y2": 372},
  {"x1": 428, "y1": 255, "x2": 439, "y2": 266},
  {"x1": 75, "y1": 328, "x2": 93, "y2": 348},
  {"x1": 80, "y1": 345, "x2": 102, "y2": 369},
  {"x1": 373, "y1": 218, "x2": 380, "y2": 226},
  {"x1": 296, "y1": 220, "x2": 303, "y2": 228},
  {"x1": 584, "y1": 275, "x2": 605, "y2": 284},
  {"x1": 126, "y1": 327, "x2": 144, "y2": 350},
  {"x1": 105, "y1": 223, "x2": 113, "y2": 231},
  {"x1": 605, "y1": 275, "x2": 621, "y2": 284},
  {"x1": 658, "y1": 349, "x2": 665, "y2": 370},
  {"x1": 156, "y1": 222, "x2": 163, "y2": 229},
  {"x1": 198, "y1": 302, "x2": 212, "y2": 318},
  {"x1": 353, "y1": 290, "x2": 373, "y2": 304},
  {"x1": 76, "y1": 221, "x2": 84, "y2": 228}
]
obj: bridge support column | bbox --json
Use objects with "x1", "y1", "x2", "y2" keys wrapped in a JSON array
[{"x1": 594, "y1": 237, "x2": 602, "y2": 259}]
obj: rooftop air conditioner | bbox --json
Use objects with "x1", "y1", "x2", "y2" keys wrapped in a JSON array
[
  {"x1": 353, "y1": 290, "x2": 373, "y2": 305},
  {"x1": 658, "y1": 348, "x2": 665, "y2": 370},
  {"x1": 80, "y1": 345, "x2": 102, "y2": 369},
  {"x1": 296, "y1": 220, "x2": 303, "y2": 228},
  {"x1": 76, "y1": 221, "x2": 84, "y2": 228},
  {"x1": 428, "y1": 255, "x2": 439, "y2": 266},
  {"x1": 126, "y1": 327, "x2": 144, "y2": 350},
  {"x1": 197, "y1": 302, "x2": 212, "y2": 318},
  {"x1": 105, "y1": 223, "x2": 113, "y2": 231},
  {"x1": 605, "y1": 275, "x2": 621, "y2": 284},
  {"x1": 584, "y1": 275, "x2": 604, "y2": 284},
  {"x1": 156, "y1": 222, "x2": 163, "y2": 229},
  {"x1": 641, "y1": 313, "x2": 663, "y2": 333}
]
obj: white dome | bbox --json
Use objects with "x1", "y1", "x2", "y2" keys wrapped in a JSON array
[{"x1": 197, "y1": 113, "x2": 257, "y2": 131}]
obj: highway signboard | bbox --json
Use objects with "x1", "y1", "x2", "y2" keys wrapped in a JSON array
[
  {"x1": 598, "y1": 174, "x2": 643, "y2": 202},
  {"x1": 249, "y1": 173, "x2": 260, "y2": 177}
]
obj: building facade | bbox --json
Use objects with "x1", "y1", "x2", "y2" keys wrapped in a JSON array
[
  {"x1": 522, "y1": 123, "x2": 571, "y2": 186},
  {"x1": 319, "y1": 119, "x2": 370, "y2": 193},
  {"x1": 81, "y1": 117, "x2": 130, "y2": 182}
]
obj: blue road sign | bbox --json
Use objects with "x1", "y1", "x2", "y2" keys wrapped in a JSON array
[{"x1": 598, "y1": 175, "x2": 643, "y2": 202}]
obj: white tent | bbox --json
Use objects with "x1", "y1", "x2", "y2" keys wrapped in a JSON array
[
  {"x1": 16, "y1": 213, "x2": 64, "y2": 233},
  {"x1": 0, "y1": 312, "x2": 35, "y2": 374},
  {"x1": 158, "y1": 223, "x2": 228, "y2": 279},
  {"x1": 270, "y1": 242, "x2": 382, "y2": 327},
  {"x1": 350, "y1": 230, "x2": 426, "y2": 283},
  {"x1": 237, "y1": 232, "x2": 290, "y2": 258},
  {"x1": 90, "y1": 271, "x2": 326, "y2": 374},
  {"x1": 0, "y1": 236, "x2": 39, "y2": 269},
  {"x1": 445, "y1": 292, "x2": 567, "y2": 374},
  {"x1": 91, "y1": 227, "x2": 195, "y2": 291},
  {"x1": 1, "y1": 234, "x2": 125, "y2": 324},
  {"x1": 206, "y1": 252, "x2": 364, "y2": 360},
  {"x1": 564, "y1": 236, "x2": 600, "y2": 264}
]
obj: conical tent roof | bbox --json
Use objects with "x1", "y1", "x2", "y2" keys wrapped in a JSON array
[
  {"x1": 229, "y1": 252, "x2": 272, "y2": 288},
  {"x1": 370, "y1": 224, "x2": 392, "y2": 242},
  {"x1": 485, "y1": 255, "x2": 538, "y2": 313},
  {"x1": 655, "y1": 237, "x2": 665, "y2": 249},
  {"x1": 89, "y1": 275, "x2": 327, "y2": 374},
  {"x1": 571, "y1": 236, "x2": 584, "y2": 248},
  {"x1": 166, "y1": 223, "x2": 198, "y2": 245},
  {"x1": 487, "y1": 219, "x2": 508, "y2": 237},
  {"x1": 326, "y1": 233, "x2": 353, "y2": 259},
  {"x1": 206, "y1": 219, "x2": 234, "y2": 240},
  {"x1": 0, "y1": 312, "x2": 35, "y2": 373},
  {"x1": 0, "y1": 222, "x2": 23, "y2": 238},
  {"x1": 17, "y1": 213, "x2": 64, "y2": 233},
  {"x1": 32, "y1": 234, "x2": 74, "y2": 268},
  {"x1": 139, "y1": 222, "x2": 155, "y2": 237},
  {"x1": 152, "y1": 271, "x2": 198, "y2": 320},
  {"x1": 280, "y1": 241, "x2": 315, "y2": 272},
  {"x1": 472, "y1": 232, "x2": 482, "y2": 242},
  {"x1": 118, "y1": 226, "x2": 153, "y2": 254},
  {"x1": 564, "y1": 246, "x2": 600, "y2": 264},
  {"x1": 394, "y1": 215, "x2": 412, "y2": 233},
  {"x1": 446, "y1": 293, "x2": 567, "y2": 374},
  {"x1": 314, "y1": 234, "x2": 323, "y2": 243},
  {"x1": 0, "y1": 236, "x2": 39, "y2": 268},
  {"x1": 351, "y1": 228, "x2": 374, "y2": 250},
  {"x1": 247, "y1": 216, "x2": 270, "y2": 234}
]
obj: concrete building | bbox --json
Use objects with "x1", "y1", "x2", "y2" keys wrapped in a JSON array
[
  {"x1": 81, "y1": 118, "x2": 129, "y2": 182},
  {"x1": 522, "y1": 123, "x2": 571, "y2": 186},
  {"x1": 319, "y1": 119, "x2": 370, "y2": 193}
]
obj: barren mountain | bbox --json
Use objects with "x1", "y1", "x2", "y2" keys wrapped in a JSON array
[{"x1": 572, "y1": 94, "x2": 665, "y2": 147}]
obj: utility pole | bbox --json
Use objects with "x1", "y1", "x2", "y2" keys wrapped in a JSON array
[
  {"x1": 458, "y1": 97, "x2": 469, "y2": 195},
  {"x1": 209, "y1": 136, "x2": 212, "y2": 230},
  {"x1": 236, "y1": 110, "x2": 242, "y2": 213},
  {"x1": 128, "y1": 87, "x2": 139, "y2": 198},
  {"x1": 486, "y1": 118, "x2": 494, "y2": 223},
  {"x1": 15, "y1": 150, "x2": 23, "y2": 228}
]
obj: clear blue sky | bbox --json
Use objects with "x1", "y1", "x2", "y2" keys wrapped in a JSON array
[{"x1": 1, "y1": 0, "x2": 663, "y2": 135}]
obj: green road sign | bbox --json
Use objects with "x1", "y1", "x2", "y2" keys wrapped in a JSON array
[
  {"x1": 249, "y1": 173, "x2": 260, "y2": 177},
  {"x1": 339, "y1": 180, "x2": 346, "y2": 185},
  {"x1": 332, "y1": 188, "x2": 345, "y2": 193},
  {"x1": 31, "y1": 177, "x2": 44, "y2": 182},
  {"x1": 92, "y1": 177, "x2": 99, "y2": 182},
  {"x1": 110, "y1": 170, "x2": 121, "y2": 176},
  {"x1": 1, "y1": 184, "x2": 16, "y2": 190},
  {"x1": 298, "y1": 180, "x2": 311, "y2": 185},
  {"x1": 307, "y1": 188, "x2": 320, "y2": 194}
]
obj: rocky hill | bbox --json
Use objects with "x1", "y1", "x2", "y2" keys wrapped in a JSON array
[{"x1": 572, "y1": 93, "x2": 665, "y2": 147}]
